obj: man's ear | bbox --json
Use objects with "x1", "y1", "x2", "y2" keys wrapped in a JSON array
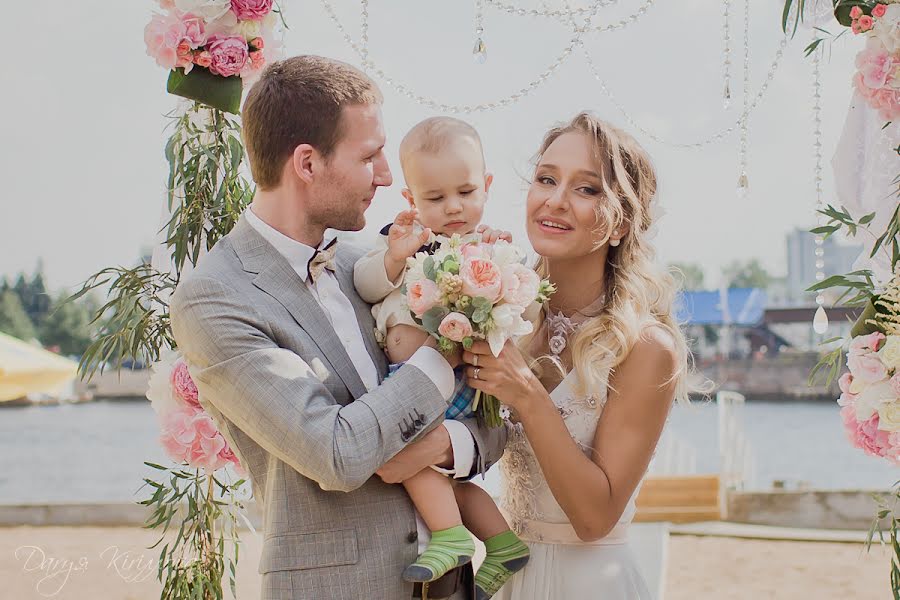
[
  {"x1": 291, "y1": 144, "x2": 316, "y2": 184},
  {"x1": 401, "y1": 188, "x2": 416, "y2": 209},
  {"x1": 484, "y1": 172, "x2": 494, "y2": 193}
]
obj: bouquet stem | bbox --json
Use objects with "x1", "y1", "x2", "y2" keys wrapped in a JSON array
[{"x1": 473, "y1": 390, "x2": 503, "y2": 428}]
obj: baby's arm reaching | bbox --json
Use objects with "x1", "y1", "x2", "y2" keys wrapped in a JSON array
[{"x1": 353, "y1": 209, "x2": 431, "y2": 303}]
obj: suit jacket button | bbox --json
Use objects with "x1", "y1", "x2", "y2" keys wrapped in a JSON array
[{"x1": 407, "y1": 531, "x2": 418, "y2": 543}]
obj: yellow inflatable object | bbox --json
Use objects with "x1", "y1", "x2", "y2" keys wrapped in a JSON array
[{"x1": 0, "y1": 332, "x2": 79, "y2": 402}]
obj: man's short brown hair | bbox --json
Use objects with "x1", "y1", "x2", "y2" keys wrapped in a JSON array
[{"x1": 242, "y1": 55, "x2": 383, "y2": 189}]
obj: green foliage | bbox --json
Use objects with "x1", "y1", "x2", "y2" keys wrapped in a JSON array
[
  {"x1": 668, "y1": 262, "x2": 706, "y2": 290},
  {"x1": 38, "y1": 292, "x2": 97, "y2": 357},
  {"x1": 0, "y1": 289, "x2": 35, "y2": 341},
  {"x1": 723, "y1": 259, "x2": 772, "y2": 289}
]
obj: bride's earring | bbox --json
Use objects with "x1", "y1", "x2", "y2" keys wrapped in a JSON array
[{"x1": 609, "y1": 232, "x2": 621, "y2": 247}]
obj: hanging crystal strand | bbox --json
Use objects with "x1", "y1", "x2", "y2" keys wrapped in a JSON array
[
  {"x1": 473, "y1": 0, "x2": 487, "y2": 64},
  {"x1": 723, "y1": 0, "x2": 732, "y2": 109},
  {"x1": 811, "y1": 34, "x2": 829, "y2": 335},
  {"x1": 736, "y1": 0, "x2": 750, "y2": 198},
  {"x1": 360, "y1": 0, "x2": 370, "y2": 70}
]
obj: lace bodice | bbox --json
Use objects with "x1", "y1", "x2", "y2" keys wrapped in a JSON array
[{"x1": 500, "y1": 369, "x2": 639, "y2": 539}]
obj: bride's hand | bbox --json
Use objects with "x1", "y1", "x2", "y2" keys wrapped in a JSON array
[{"x1": 462, "y1": 340, "x2": 540, "y2": 411}]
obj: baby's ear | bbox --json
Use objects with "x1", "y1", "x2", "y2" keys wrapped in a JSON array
[
  {"x1": 484, "y1": 173, "x2": 494, "y2": 193},
  {"x1": 401, "y1": 188, "x2": 416, "y2": 208}
]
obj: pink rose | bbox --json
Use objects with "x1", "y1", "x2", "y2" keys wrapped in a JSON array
[
  {"x1": 850, "y1": 6, "x2": 863, "y2": 19},
  {"x1": 837, "y1": 372, "x2": 857, "y2": 407},
  {"x1": 852, "y1": 20, "x2": 863, "y2": 35},
  {"x1": 873, "y1": 4, "x2": 887, "y2": 18},
  {"x1": 181, "y1": 13, "x2": 207, "y2": 48},
  {"x1": 250, "y1": 36, "x2": 265, "y2": 50},
  {"x1": 849, "y1": 331, "x2": 886, "y2": 355},
  {"x1": 859, "y1": 15, "x2": 875, "y2": 31},
  {"x1": 848, "y1": 352, "x2": 888, "y2": 384},
  {"x1": 171, "y1": 360, "x2": 201, "y2": 409},
  {"x1": 230, "y1": 0, "x2": 272, "y2": 20},
  {"x1": 407, "y1": 279, "x2": 441, "y2": 317},
  {"x1": 501, "y1": 264, "x2": 541, "y2": 308},
  {"x1": 194, "y1": 50, "x2": 213, "y2": 68},
  {"x1": 461, "y1": 257, "x2": 503, "y2": 303},
  {"x1": 438, "y1": 312, "x2": 474, "y2": 343},
  {"x1": 206, "y1": 34, "x2": 249, "y2": 77}
]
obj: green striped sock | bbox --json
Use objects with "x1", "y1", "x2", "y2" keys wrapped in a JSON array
[
  {"x1": 402, "y1": 525, "x2": 475, "y2": 583},
  {"x1": 474, "y1": 530, "x2": 530, "y2": 599}
]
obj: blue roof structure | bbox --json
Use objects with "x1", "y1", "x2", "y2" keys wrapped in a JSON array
[{"x1": 674, "y1": 288, "x2": 767, "y2": 326}]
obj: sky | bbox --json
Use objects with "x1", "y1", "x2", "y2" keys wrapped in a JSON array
[{"x1": 0, "y1": 0, "x2": 861, "y2": 292}]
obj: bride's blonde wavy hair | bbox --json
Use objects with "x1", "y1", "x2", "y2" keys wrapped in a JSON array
[{"x1": 530, "y1": 112, "x2": 705, "y2": 406}]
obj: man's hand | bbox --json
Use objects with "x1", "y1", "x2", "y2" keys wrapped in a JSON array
[
  {"x1": 385, "y1": 209, "x2": 431, "y2": 282},
  {"x1": 376, "y1": 424, "x2": 453, "y2": 484}
]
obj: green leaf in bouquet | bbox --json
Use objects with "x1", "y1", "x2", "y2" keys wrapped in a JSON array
[
  {"x1": 834, "y1": 1, "x2": 872, "y2": 28},
  {"x1": 462, "y1": 337, "x2": 474, "y2": 349},
  {"x1": 442, "y1": 258, "x2": 460, "y2": 274},
  {"x1": 167, "y1": 68, "x2": 243, "y2": 115},
  {"x1": 422, "y1": 306, "x2": 450, "y2": 334},
  {"x1": 472, "y1": 309, "x2": 489, "y2": 324},
  {"x1": 424, "y1": 256, "x2": 437, "y2": 281},
  {"x1": 851, "y1": 296, "x2": 882, "y2": 337},
  {"x1": 471, "y1": 296, "x2": 492, "y2": 312}
]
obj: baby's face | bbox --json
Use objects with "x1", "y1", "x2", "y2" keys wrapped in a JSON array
[{"x1": 403, "y1": 139, "x2": 492, "y2": 236}]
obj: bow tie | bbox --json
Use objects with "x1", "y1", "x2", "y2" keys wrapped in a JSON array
[{"x1": 307, "y1": 238, "x2": 337, "y2": 283}]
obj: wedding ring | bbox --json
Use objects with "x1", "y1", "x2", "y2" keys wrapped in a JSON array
[
  {"x1": 472, "y1": 354, "x2": 479, "y2": 367},
  {"x1": 473, "y1": 367, "x2": 481, "y2": 380}
]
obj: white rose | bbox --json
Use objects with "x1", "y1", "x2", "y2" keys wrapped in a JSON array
[
  {"x1": 873, "y1": 5, "x2": 900, "y2": 54},
  {"x1": 855, "y1": 379, "x2": 896, "y2": 421},
  {"x1": 146, "y1": 349, "x2": 185, "y2": 417},
  {"x1": 175, "y1": 0, "x2": 233, "y2": 22},
  {"x1": 877, "y1": 401, "x2": 900, "y2": 432},
  {"x1": 879, "y1": 335, "x2": 900, "y2": 371},
  {"x1": 490, "y1": 239, "x2": 525, "y2": 268},
  {"x1": 236, "y1": 19, "x2": 262, "y2": 40}
]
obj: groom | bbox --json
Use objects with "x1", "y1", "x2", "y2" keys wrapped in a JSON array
[{"x1": 169, "y1": 55, "x2": 507, "y2": 599}]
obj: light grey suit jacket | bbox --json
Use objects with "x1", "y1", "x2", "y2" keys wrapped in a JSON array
[{"x1": 169, "y1": 215, "x2": 508, "y2": 599}]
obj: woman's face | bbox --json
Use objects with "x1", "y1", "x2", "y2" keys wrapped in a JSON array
[{"x1": 526, "y1": 132, "x2": 613, "y2": 261}]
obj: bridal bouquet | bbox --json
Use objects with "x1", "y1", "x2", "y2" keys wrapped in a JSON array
[
  {"x1": 146, "y1": 349, "x2": 243, "y2": 472},
  {"x1": 144, "y1": 0, "x2": 282, "y2": 113},
  {"x1": 404, "y1": 235, "x2": 555, "y2": 426}
]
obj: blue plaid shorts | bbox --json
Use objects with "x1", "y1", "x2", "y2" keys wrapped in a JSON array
[{"x1": 386, "y1": 363, "x2": 474, "y2": 420}]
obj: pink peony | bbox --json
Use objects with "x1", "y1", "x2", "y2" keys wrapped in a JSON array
[
  {"x1": 873, "y1": 4, "x2": 887, "y2": 18},
  {"x1": 848, "y1": 352, "x2": 889, "y2": 383},
  {"x1": 407, "y1": 279, "x2": 441, "y2": 317},
  {"x1": 171, "y1": 360, "x2": 201, "y2": 409},
  {"x1": 230, "y1": 0, "x2": 273, "y2": 21},
  {"x1": 438, "y1": 312, "x2": 474, "y2": 342},
  {"x1": 181, "y1": 13, "x2": 207, "y2": 47},
  {"x1": 859, "y1": 15, "x2": 875, "y2": 32},
  {"x1": 206, "y1": 34, "x2": 249, "y2": 77},
  {"x1": 842, "y1": 406, "x2": 893, "y2": 459},
  {"x1": 850, "y1": 6, "x2": 863, "y2": 19},
  {"x1": 501, "y1": 264, "x2": 541, "y2": 308},
  {"x1": 460, "y1": 257, "x2": 503, "y2": 303}
]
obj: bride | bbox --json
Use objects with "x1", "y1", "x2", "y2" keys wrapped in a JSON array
[{"x1": 463, "y1": 112, "x2": 697, "y2": 599}]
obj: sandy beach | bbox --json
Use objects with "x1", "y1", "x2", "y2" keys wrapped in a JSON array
[{"x1": 1, "y1": 526, "x2": 892, "y2": 599}]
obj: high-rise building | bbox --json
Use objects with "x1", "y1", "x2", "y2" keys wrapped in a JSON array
[{"x1": 785, "y1": 228, "x2": 864, "y2": 306}]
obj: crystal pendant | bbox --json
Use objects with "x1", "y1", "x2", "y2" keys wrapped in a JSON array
[
  {"x1": 473, "y1": 38, "x2": 487, "y2": 64},
  {"x1": 723, "y1": 82, "x2": 731, "y2": 109},
  {"x1": 736, "y1": 172, "x2": 749, "y2": 198},
  {"x1": 813, "y1": 305, "x2": 829, "y2": 334}
]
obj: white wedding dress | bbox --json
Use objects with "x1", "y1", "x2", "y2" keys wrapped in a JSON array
[{"x1": 495, "y1": 368, "x2": 652, "y2": 600}]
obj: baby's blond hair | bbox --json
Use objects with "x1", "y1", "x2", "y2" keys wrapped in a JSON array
[{"x1": 399, "y1": 116, "x2": 485, "y2": 173}]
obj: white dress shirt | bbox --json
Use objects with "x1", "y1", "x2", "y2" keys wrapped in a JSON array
[{"x1": 244, "y1": 208, "x2": 476, "y2": 547}]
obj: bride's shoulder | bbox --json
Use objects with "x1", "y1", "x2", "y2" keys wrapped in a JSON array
[{"x1": 627, "y1": 323, "x2": 679, "y2": 376}]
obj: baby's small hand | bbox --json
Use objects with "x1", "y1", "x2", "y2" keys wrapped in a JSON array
[
  {"x1": 476, "y1": 224, "x2": 513, "y2": 244},
  {"x1": 387, "y1": 209, "x2": 432, "y2": 262}
]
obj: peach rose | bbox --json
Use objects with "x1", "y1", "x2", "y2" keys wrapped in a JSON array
[
  {"x1": 461, "y1": 257, "x2": 503, "y2": 303},
  {"x1": 407, "y1": 279, "x2": 441, "y2": 317},
  {"x1": 438, "y1": 312, "x2": 474, "y2": 342}
]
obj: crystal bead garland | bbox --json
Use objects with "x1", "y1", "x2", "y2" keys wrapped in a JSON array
[
  {"x1": 723, "y1": 0, "x2": 732, "y2": 109},
  {"x1": 736, "y1": 0, "x2": 750, "y2": 198},
  {"x1": 360, "y1": 0, "x2": 369, "y2": 68},
  {"x1": 473, "y1": 0, "x2": 487, "y2": 64},
  {"x1": 811, "y1": 36, "x2": 829, "y2": 335}
]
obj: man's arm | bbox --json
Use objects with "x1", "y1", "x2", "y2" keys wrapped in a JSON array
[{"x1": 171, "y1": 275, "x2": 453, "y2": 493}]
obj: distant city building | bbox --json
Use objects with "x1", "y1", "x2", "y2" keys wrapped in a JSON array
[{"x1": 785, "y1": 228, "x2": 863, "y2": 306}]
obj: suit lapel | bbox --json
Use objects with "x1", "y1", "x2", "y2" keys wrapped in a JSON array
[{"x1": 228, "y1": 216, "x2": 368, "y2": 398}]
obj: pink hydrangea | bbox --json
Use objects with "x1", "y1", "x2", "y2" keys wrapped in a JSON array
[
  {"x1": 145, "y1": 12, "x2": 194, "y2": 70},
  {"x1": 230, "y1": 0, "x2": 272, "y2": 21},
  {"x1": 856, "y1": 45, "x2": 894, "y2": 89},
  {"x1": 171, "y1": 360, "x2": 201, "y2": 409},
  {"x1": 159, "y1": 408, "x2": 241, "y2": 472},
  {"x1": 207, "y1": 34, "x2": 249, "y2": 77}
]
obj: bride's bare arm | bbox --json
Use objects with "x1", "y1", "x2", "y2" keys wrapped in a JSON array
[{"x1": 463, "y1": 327, "x2": 677, "y2": 542}]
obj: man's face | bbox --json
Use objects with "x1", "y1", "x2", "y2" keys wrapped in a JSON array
[{"x1": 312, "y1": 103, "x2": 392, "y2": 232}]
